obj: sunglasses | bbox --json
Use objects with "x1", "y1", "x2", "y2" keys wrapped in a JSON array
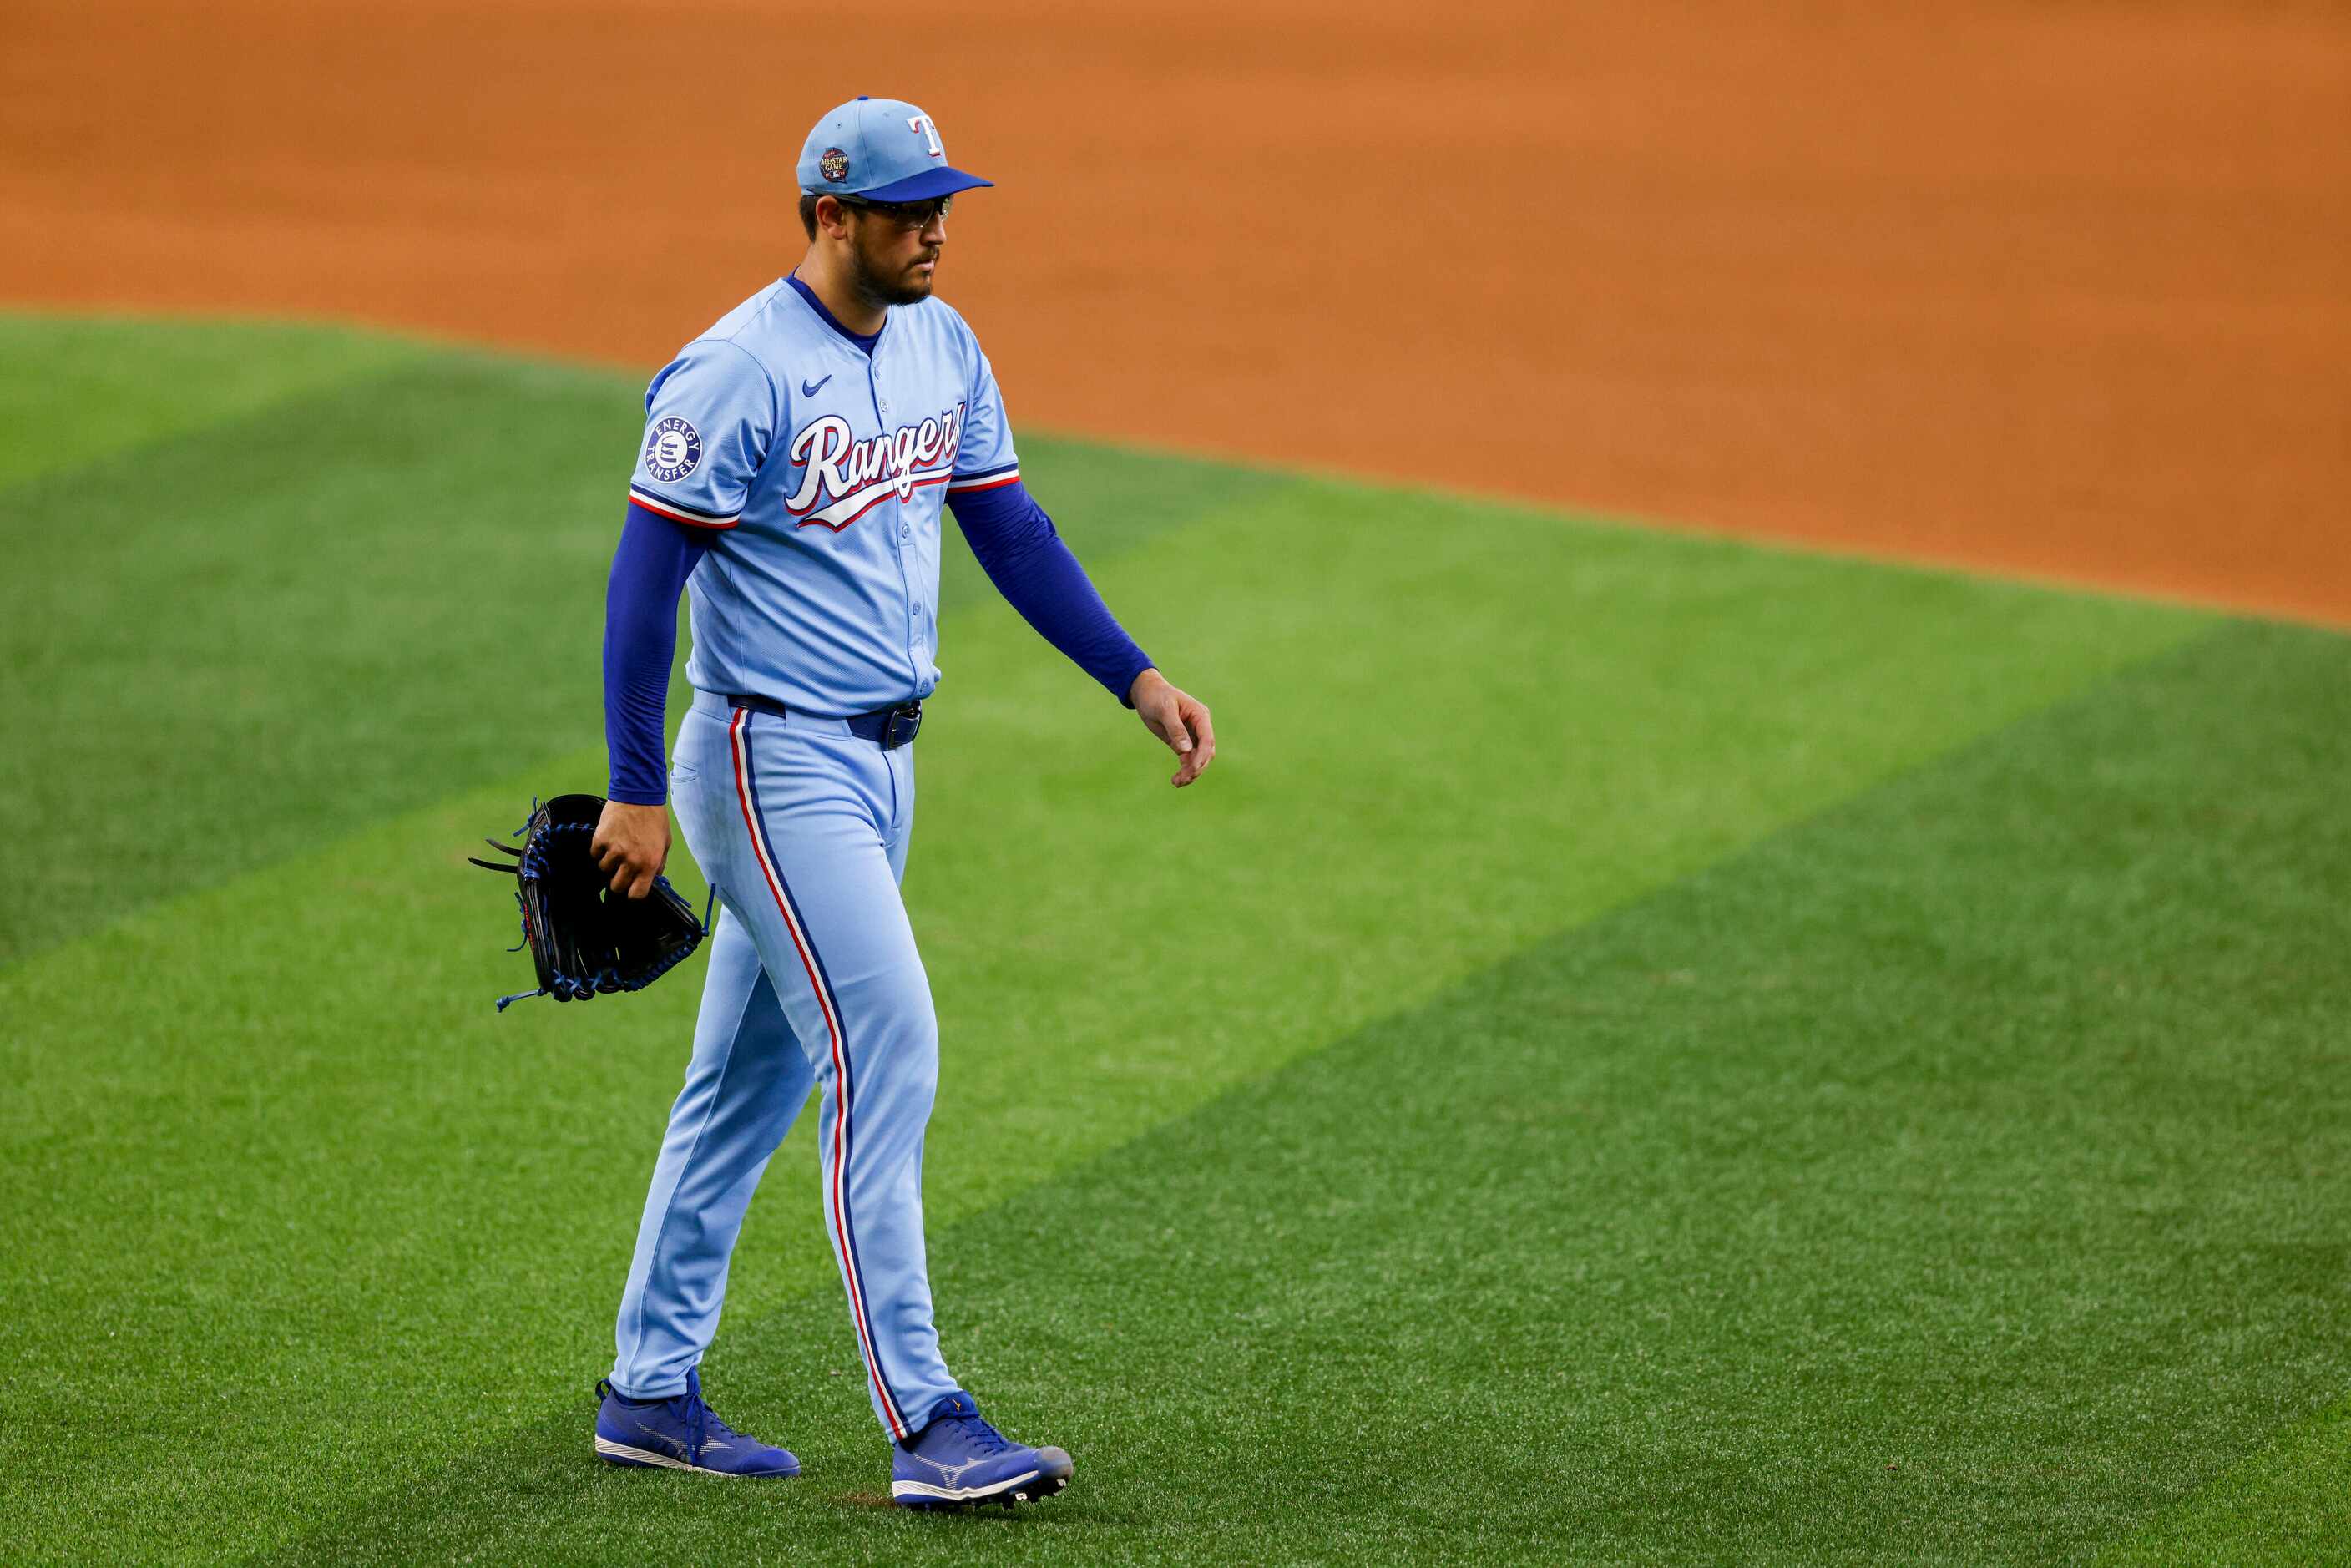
[{"x1": 835, "y1": 194, "x2": 953, "y2": 230}]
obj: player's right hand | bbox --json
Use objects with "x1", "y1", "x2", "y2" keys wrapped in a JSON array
[
  {"x1": 593, "y1": 799, "x2": 672, "y2": 899},
  {"x1": 1130, "y1": 669, "x2": 1216, "y2": 787}
]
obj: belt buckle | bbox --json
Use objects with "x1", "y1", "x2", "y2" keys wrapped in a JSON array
[{"x1": 882, "y1": 701, "x2": 923, "y2": 750}]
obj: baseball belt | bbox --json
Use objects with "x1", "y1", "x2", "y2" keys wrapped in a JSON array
[{"x1": 726, "y1": 692, "x2": 923, "y2": 751}]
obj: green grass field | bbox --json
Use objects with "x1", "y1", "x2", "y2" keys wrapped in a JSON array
[{"x1": 3, "y1": 314, "x2": 2345, "y2": 1564}]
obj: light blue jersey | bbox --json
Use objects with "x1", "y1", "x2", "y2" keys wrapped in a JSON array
[
  {"x1": 606, "y1": 98, "x2": 1146, "y2": 1472},
  {"x1": 627, "y1": 278, "x2": 1021, "y2": 716}
]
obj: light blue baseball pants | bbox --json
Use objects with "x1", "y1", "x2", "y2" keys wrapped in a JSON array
[{"x1": 609, "y1": 688, "x2": 956, "y2": 1439}]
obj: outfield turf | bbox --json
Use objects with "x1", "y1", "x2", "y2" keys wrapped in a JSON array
[{"x1": 3, "y1": 316, "x2": 2344, "y2": 1563}]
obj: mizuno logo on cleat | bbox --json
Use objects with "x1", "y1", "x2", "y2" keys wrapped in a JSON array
[
  {"x1": 632, "y1": 1421, "x2": 728, "y2": 1459},
  {"x1": 907, "y1": 1452, "x2": 984, "y2": 1486},
  {"x1": 633, "y1": 1424, "x2": 688, "y2": 1458}
]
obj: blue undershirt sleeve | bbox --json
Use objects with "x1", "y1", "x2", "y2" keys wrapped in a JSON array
[
  {"x1": 948, "y1": 480, "x2": 1155, "y2": 707},
  {"x1": 603, "y1": 501, "x2": 709, "y2": 805}
]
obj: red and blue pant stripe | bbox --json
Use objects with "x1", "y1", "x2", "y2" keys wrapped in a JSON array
[{"x1": 609, "y1": 690, "x2": 953, "y2": 1439}]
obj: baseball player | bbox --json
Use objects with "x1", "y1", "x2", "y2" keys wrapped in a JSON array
[{"x1": 584, "y1": 97, "x2": 1214, "y2": 1510}]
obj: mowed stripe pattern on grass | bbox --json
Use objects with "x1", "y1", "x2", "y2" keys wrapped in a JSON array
[
  {"x1": 279, "y1": 621, "x2": 2351, "y2": 1565},
  {"x1": 1, "y1": 503, "x2": 2196, "y2": 1558},
  {"x1": 0, "y1": 314, "x2": 1280, "y2": 966},
  {"x1": 0, "y1": 312, "x2": 435, "y2": 492},
  {"x1": 3, "y1": 315, "x2": 2301, "y2": 1563}
]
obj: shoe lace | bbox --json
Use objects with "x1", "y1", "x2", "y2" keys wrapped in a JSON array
[
  {"x1": 599, "y1": 1373, "x2": 745, "y2": 1469},
  {"x1": 942, "y1": 1410, "x2": 1014, "y2": 1458},
  {"x1": 675, "y1": 1368, "x2": 744, "y2": 1465}
]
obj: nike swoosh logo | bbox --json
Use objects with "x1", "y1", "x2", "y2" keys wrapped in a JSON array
[{"x1": 801, "y1": 374, "x2": 832, "y2": 397}]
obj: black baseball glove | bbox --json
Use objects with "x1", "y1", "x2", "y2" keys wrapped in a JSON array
[{"x1": 471, "y1": 794, "x2": 705, "y2": 1010}]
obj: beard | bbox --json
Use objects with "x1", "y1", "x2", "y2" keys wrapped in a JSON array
[{"x1": 847, "y1": 230, "x2": 938, "y2": 308}]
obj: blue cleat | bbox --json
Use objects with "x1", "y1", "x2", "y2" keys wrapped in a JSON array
[
  {"x1": 891, "y1": 1391, "x2": 1074, "y2": 1510},
  {"x1": 593, "y1": 1369, "x2": 801, "y2": 1477}
]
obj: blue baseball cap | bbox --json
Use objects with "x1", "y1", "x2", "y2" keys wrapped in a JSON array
[{"x1": 796, "y1": 96, "x2": 993, "y2": 203}]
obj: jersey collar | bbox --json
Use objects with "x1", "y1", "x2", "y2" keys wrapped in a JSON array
[{"x1": 785, "y1": 273, "x2": 883, "y2": 356}]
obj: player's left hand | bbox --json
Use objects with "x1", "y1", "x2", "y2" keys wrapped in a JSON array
[{"x1": 1130, "y1": 669, "x2": 1215, "y2": 787}]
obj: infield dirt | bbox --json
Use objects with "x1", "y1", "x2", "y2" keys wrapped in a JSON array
[{"x1": 3, "y1": 0, "x2": 2343, "y2": 621}]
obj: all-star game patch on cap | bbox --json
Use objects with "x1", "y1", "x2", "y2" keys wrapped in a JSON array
[{"x1": 796, "y1": 96, "x2": 994, "y2": 202}]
